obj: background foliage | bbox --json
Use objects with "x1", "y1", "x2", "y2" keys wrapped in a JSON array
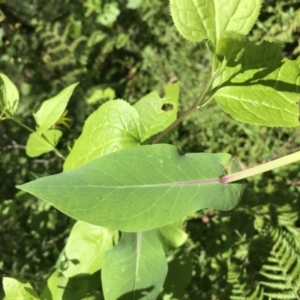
[{"x1": 1, "y1": 0, "x2": 300, "y2": 298}]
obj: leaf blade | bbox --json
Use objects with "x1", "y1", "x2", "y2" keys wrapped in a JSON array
[
  {"x1": 101, "y1": 230, "x2": 167, "y2": 300},
  {"x1": 63, "y1": 99, "x2": 141, "y2": 171},
  {"x1": 18, "y1": 144, "x2": 244, "y2": 232},
  {"x1": 61, "y1": 221, "x2": 116, "y2": 277},
  {"x1": 0, "y1": 73, "x2": 19, "y2": 115},
  {"x1": 33, "y1": 83, "x2": 78, "y2": 133},
  {"x1": 170, "y1": 0, "x2": 261, "y2": 46},
  {"x1": 134, "y1": 83, "x2": 179, "y2": 142},
  {"x1": 213, "y1": 41, "x2": 300, "y2": 126}
]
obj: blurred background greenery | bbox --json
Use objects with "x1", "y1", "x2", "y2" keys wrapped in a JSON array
[{"x1": 1, "y1": 0, "x2": 300, "y2": 298}]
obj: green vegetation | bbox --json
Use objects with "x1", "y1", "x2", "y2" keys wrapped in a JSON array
[{"x1": 2, "y1": 0, "x2": 300, "y2": 299}]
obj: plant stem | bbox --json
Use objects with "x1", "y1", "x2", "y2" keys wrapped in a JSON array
[
  {"x1": 221, "y1": 150, "x2": 300, "y2": 183},
  {"x1": 152, "y1": 58, "x2": 227, "y2": 144}
]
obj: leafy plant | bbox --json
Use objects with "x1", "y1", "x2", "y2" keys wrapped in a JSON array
[{"x1": 3, "y1": 0, "x2": 300, "y2": 299}]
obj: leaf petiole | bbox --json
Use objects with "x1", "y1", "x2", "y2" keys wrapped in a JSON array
[{"x1": 221, "y1": 150, "x2": 300, "y2": 183}]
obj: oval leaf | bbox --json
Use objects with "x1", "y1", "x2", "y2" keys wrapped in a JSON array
[
  {"x1": 61, "y1": 221, "x2": 116, "y2": 277},
  {"x1": 134, "y1": 83, "x2": 179, "y2": 142},
  {"x1": 170, "y1": 0, "x2": 261, "y2": 46},
  {"x1": 63, "y1": 99, "x2": 141, "y2": 171},
  {"x1": 3, "y1": 277, "x2": 39, "y2": 300},
  {"x1": 102, "y1": 230, "x2": 167, "y2": 300},
  {"x1": 213, "y1": 41, "x2": 300, "y2": 126},
  {"x1": 18, "y1": 144, "x2": 244, "y2": 232},
  {"x1": 26, "y1": 129, "x2": 63, "y2": 157},
  {"x1": 0, "y1": 73, "x2": 19, "y2": 115},
  {"x1": 33, "y1": 83, "x2": 78, "y2": 133}
]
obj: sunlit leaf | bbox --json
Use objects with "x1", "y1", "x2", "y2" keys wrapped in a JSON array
[
  {"x1": 0, "y1": 73, "x2": 19, "y2": 115},
  {"x1": 26, "y1": 129, "x2": 63, "y2": 157},
  {"x1": 33, "y1": 83, "x2": 78, "y2": 132}
]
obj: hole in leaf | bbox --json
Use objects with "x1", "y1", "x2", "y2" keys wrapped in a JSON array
[{"x1": 161, "y1": 103, "x2": 173, "y2": 112}]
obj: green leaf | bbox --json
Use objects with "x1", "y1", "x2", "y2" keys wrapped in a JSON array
[
  {"x1": 40, "y1": 269, "x2": 101, "y2": 300},
  {"x1": 63, "y1": 99, "x2": 140, "y2": 172},
  {"x1": 61, "y1": 221, "x2": 116, "y2": 277},
  {"x1": 216, "y1": 31, "x2": 248, "y2": 61},
  {"x1": 33, "y1": 83, "x2": 78, "y2": 133},
  {"x1": 158, "y1": 221, "x2": 188, "y2": 248},
  {"x1": 3, "y1": 277, "x2": 39, "y2": 300},
  {"x1": 134, "y1": 83, "x2": 179, "y2": 142},
  {"x1": 162, "y1": 250, "x2": 192, "y2": 299},
  {"x1": 86, "y1": 87, "x2": 115, "y2": 105},
  {"x1": 40, "y1": 269, "x2": 62, "y2": 300},
  {"x1": 170, "y1": 0, "x2": 261, "y2": 47},
  {"x1": 26, "y1": 129, "x2": 63, "y2": 157},
  {"x1": 0, "y1": 73, "x2": 19, "y2": 115},
  {"x1": 102, "y1": 230, "x2": 167, "y2": 300},
  {"x1": 18, "y1": 144, "x2": 243, "y2": 232},
  {"x1": 213, "y1": 41, "x2": 300, "y2": 126}
]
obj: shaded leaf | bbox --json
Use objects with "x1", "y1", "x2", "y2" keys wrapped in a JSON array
[
  {"x1": 162, "y1": 250, "x2": 192, "y2": 299},
  {"x1": 18, "y1": 144, "x2": 243, "y2": 232},
  {"x1": 102, "y1": 230, "x2": 167, "y2": 300},
  {"x1": 216, "y1": 31, "x2": 248, "y2": 61}
]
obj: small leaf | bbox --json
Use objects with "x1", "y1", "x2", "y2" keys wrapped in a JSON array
[
  {"x1": 26, "y1": 129, "x2": 63, "y2": 157},
  {"x1": 63, "y1": 99, "x2": 141, "y2": 172},
  {"x1": 101, "y1": 230, "x2": 167, "y2": 300},
  {"x1": 170, "y1": 0, "x2": 261, "y2": 47},
  {"x1": 158, "y1": 221, "x2": 188, "y2": 248},
  {"x1": 0, "y1": 73, "x2": 19, "y2": 115},
  {"x1": 3, "y1": 277, "x2": 39, "y2": 300},
  {"x1": 33, "y1": 83, "x2": 78, "y2": 132},
  {"x1": 134, "y1": 83, "x2": 179, "y2": 142},
  {"x1": 216, "y1": 31, "x2": 248, "y2": 61},
  {"x1": 18, "y1": 144, "x2": 244, "y2": 232},
  {"x1": 61, "y1": 221, "x2": 116, "y2": 277},
  {"x1": 213, "y1": 41, "x2": 300, "y2": 126}
]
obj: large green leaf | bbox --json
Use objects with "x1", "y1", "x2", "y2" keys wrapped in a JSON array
[
  {"x1": 3, "y1": 277, "x2": 39, "y2": 300},
  {"x1": 0, "y1": 73, "x2": 19, "y2": 115},
  {"x1": 213, "y1": 41, "x2": 300, "y2": 126},
  {"x1": 170, "y1": 0, "x2": 261, "y2": 47},
  {"x1": 26, "y1": 129, "x2": 63, "y2": 157},
  {"x1": 33, "y1": 83, "x2": 78, "y2": 133},
  {"x1": 63, "y1": 100, "x2": 141, "y2": 172},
  {"x1": 60, "y1": 221, "x2": 116, "y2": 277},
  {"x1": 134, "y1": 83, "x2": 179, "y2": 142},
  {"x1": 18, "y1": 144, "x2": 243, "y2": 232},
  {"x1": 102, "y1": 230, "x2": 167, "y2": 300}
]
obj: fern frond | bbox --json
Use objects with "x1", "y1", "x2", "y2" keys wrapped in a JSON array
[
  {"x1": 227, "y1": 261, "x2": 264, "y2": 300},
  {"x1": 259, "y1": 226, "x2": 300, "y2": 299}
]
